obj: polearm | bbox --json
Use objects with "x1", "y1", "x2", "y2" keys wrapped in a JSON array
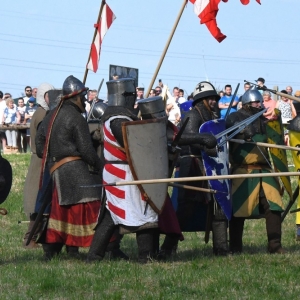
[
  {"x1": 245, "y1": 80, "x2": 300, "y2": 103},
  {"x1": 169, "y1": 183, "x2": 225, "y2": 194},
  {"x1": 83, "y1": 0, "x2": 106, "y2": 85},
  {"x1": 145, "y1": 0, "x2": 188, "y2": 98},
  {"x1": 230, "y1": 138, "x2": 300, "y2": 152},
  {"x1": 82, "y1": 172, "x2": 300, "y2": 188}
]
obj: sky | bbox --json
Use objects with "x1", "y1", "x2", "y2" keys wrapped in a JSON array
[{"x1": 1, "y1": 0, "x2": 300, "y2": 100}]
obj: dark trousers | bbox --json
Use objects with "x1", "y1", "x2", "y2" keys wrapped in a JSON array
[{"x1": 229, "y1": 189, "x2": 282, "y2": 253}]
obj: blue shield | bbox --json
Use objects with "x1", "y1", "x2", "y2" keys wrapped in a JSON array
[
  {"x1": 199, "y1": 119, "x2": 232, "y2": 220},
  {"x1": 180, "y1": 100, "x2": 193, "y2": 120}
]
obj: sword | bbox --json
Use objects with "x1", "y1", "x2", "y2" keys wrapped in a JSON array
[
  {"x1": 87, "y1": 78, "x2": 104, "y2": 122},
  {"x1": 97, "y1": 78, "x2": 104, "y2": 98},
  {"x1": 224, "y1": 83, "x2": 240, "y2": 121},
  {"x1": 215, "y1": 109, "x2": 266, "y2": 140},
  {"x1": 217, "y1": 108, "x2": 267, "y2": 148}
]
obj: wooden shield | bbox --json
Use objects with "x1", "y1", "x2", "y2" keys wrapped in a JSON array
[
  {"x1": 199, "y1": 119, "x2": 232, "y2": 220},
  {"x1": 122, "y1": 118, "x2": 169, "y2": 214}
]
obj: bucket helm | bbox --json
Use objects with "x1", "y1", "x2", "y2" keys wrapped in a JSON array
[
  {"x1": 106, "y1": 78, "x2": 136, "y2": 110},
  {"x1": 138, "y1": 96, "x2": 166, "y2": 119}
]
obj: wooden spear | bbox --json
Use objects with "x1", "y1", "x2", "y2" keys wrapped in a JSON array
[
  {"x1": 245, "y1": 80, "x2": 300, "y2": 103},
  {"x1": 230, "y1": 138, "x2": 300, "y2": 152},
  {"x1": 85, "y1": 172, "x2": 300, "y2": 188},
  {"x1": 169, "y1": 183, "x2": 225, "y2": 194}
]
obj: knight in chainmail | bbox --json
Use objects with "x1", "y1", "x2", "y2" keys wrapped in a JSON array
[
  {"x1": 226, "y1": 89, "x2": 285, "y2": 254},
  {"x1": 35, "y1": 75, "x2": 103, "y2": 260},
  {"x1": 159, "y1": 81, "x2": 230, "y2": 256}
]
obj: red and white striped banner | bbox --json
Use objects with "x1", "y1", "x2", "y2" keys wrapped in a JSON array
[
  {"x1": 189, "y1": 0, "x2": 261, "y2": 43},
  {"x1": 87, "y1": 3, "x2": 116, "y2": 73}
]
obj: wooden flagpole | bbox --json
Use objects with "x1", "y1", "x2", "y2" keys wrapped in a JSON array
[
  {"x1": 145, "y1": 0, "x2": 188, "y2": 97},
  {"x1": 83, "y1": 0, "x2": 106, "y2": 85}
]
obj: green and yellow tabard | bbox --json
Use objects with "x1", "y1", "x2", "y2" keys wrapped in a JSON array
[{"x1": 229, "y1": 133, "x2": 284, "y2": 217}]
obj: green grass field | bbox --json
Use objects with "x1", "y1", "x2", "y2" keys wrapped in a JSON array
[{"x1": 1, "y1": 154, "x2": 300, "y2": 300}]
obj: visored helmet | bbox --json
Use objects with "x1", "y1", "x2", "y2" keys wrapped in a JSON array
[
  {"x1": 192, "y1": 81, "x2": 220, "y2": 106},
  {"x1": 106, "y1": 78, "x2": 136, "y2": 109},
  {"x1": 138, "y1": 96, "x2": 166, "y2": 119},
  {"x1": 241, "y1": 88, "x2": 263, "y2": 106}
]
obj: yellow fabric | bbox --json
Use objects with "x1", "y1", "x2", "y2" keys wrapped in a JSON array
[
  {"x1": 48, "y1": 219, "x2": 97, "y2": 237},
  {"x1": 289, "y1": 130, "x2": 300, "y2": 224}
]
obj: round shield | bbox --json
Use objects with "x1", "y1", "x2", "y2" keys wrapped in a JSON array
[{"x1": 0, "y1": 157, "x2": 12, "y2": 204}]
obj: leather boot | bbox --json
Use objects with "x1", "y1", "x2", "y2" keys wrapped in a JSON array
[
  {"x1": 229, "y1": 216, "x2": 245, "y2": 254},
  {"x1": 158, "y1": 234, "x2": 178, "y2": 260},
  {"x1": 105, "y1": 229, "x2": 129, "y2": 261},
  {"x1": 266, "y1": 210, "x2": 285, "y2": 254},
  {"x1": 66, "y1": 246, "x2": 80, "y2": 258},
  {"x1": 87, "y1": 210, "x2": 116, "y2": 262},
  {"x1": 42, "y1": 243, "x2": 63, "y2": 261},
  {"x1": 136, "y1": 229, "x2": 155, "y2": 264}
]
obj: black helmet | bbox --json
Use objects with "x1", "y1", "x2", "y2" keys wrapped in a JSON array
[
  {"x1": 192, "y1": 81, "x2": 220, "y2": 106},
  {"x1": 106, "y1": 78, "x2": 136, "y2": 109},
  {"x1": 138, "y1": 96, "x2": 166, "y2": 119}
]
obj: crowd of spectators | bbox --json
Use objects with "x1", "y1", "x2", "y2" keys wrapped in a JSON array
[
  {"x1": 0, "y1": 86, "x2": 37, "y2": 153},
  {"x1": 1, "y1": 78, "x2": 300, "y2": 153}
]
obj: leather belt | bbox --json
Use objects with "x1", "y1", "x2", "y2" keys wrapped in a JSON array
[{"x1": 50, "y1": 156, "x2": 81, "y2": 174}]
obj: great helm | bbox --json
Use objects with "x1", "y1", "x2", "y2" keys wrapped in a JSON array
[
  {"x1": 62, "y1": 75, "x2": 88, "y2": 100},
  {"x1": 192, "y1": 81, "x2": 220, "y2": 106},
  {"x1": 241, "y1": 88, "x2": 263, "y2": 106},
  {"x1": 138, "y1": 96, "x2": 166, "y2": 119},
  {"x1": 106, "y1": 78, "x2": 136, "y2": 109}
]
